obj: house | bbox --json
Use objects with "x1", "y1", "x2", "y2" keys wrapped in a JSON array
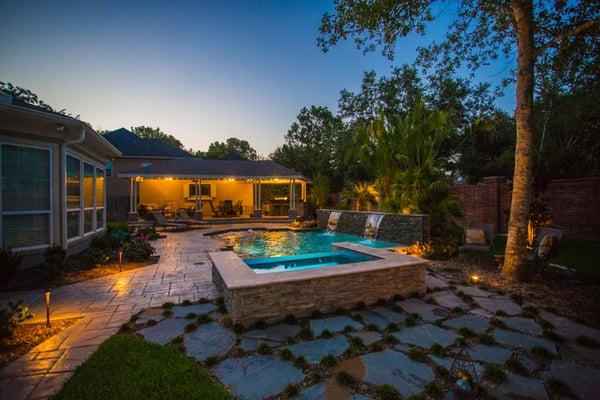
[
  {"x1": 117, "y1": 158, "x2": 308, "y2": 220},
  {"x1": 102, "y1": 128, "x2": 194, "y2": 220},
  {"x1": 0, "y1": 92, "x2": 121, "y2": 264}
]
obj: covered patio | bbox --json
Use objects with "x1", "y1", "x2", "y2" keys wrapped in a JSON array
[{"x1": 118, "y1": 158, "x2": 308, "y2": 220}]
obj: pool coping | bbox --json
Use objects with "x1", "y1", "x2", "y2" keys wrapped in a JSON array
[{"x1": 209, "y1": 242, "x2": 428, "y2": 290}]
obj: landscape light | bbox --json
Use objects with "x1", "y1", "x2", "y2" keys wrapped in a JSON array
[
  {"x1": 118, "y1": 249, "x2": 123, "y2": 272},
  {"x1": 469, "y1": 274, "x2": 480, "y2": 284},
  {"x1": 44, "y1": 289, "x2": 51, "y2": 327}
]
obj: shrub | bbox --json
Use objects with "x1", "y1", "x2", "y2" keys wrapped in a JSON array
[
  {"x1": 376, "y1": 384, "x2": 402, "y2": 400},
  {"x1": 0, "y1": 246, "x2": 22, "y2": 282},
  {"x1": 44, "y1": 244, "x2": 67, "y2": 270},
  {"x1": 483, "y1": 365, "x2": 507, "y2": 383},
  {"x1": 124, "y1": 239, "x2": 154, "y2": 261},
  {"x1": 335, "y1": 370, "x2": 357, "y2": 385},
  {"x1": 0, "y1": 301, "x2": 32, "y2": 338},
  {"x1": 81, "y1": 246, "x2": 111, "y2": 265}
]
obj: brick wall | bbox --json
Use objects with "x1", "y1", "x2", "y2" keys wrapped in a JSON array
[
  {"x1": 453, "y1": 176, "x2": 600, "y2": 240},
  {"x1": 317, "y1": 210, "x2": 431, "y2": 244}
]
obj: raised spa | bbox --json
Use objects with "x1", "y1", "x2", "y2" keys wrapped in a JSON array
[{"x1": 244, "y1": 249, "x2": 378, "y2": 273}]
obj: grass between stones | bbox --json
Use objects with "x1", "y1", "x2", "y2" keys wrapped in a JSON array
[
  {"x1": 483, "y1": 364, "x2": 507, "y2": 384},
  {"x1": 53, "y1": 333, "x2": 232, "y2": 400}
]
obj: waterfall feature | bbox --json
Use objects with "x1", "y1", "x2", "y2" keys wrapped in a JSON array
[
  {"x1": 364, "y1": 213, "x2": 384, "y2": 240},
  {"x1": 326, "y1": 211, "x2": 342, "y2": 232}
]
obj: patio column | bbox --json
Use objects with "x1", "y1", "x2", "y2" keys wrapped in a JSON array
[
  {"x1": 194, "y1": 178, "x2": 203, "y2": 219},
  {"x1": 253, "y1": 179, "x2": 262, "y2": 218},
  {"x1": 288, "y1": 178, "x2": 297, "y2": 219},
  {"x1": 128, "y1": 178, "x2": 139, "y2": 221}
]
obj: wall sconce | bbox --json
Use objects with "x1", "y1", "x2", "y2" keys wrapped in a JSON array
[{"x1": 44, "y1": 289, "x2": 51, "y2": 327}]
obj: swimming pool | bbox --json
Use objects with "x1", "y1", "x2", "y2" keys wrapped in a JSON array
[
  {"x1": 245, "y1": 249, "x2": 378, "y2": 273},
  {"x1": 216, "y1": 229, "x2": 399, "y2": 259}
]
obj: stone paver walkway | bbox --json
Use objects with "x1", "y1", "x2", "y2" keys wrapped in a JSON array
[{"x1": 0, "y1": 223, "x2": 287, "y2": 400}]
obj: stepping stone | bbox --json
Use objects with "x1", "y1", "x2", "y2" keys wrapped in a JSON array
[
  {"x1": 138, "y1": 318, "x2": 190, "y2": 345},
  {"x1": 426, "y1": 275, "x2": 449, "y2": 290},
  {"x1": 467, "y1": 345, "x2": 512, "y2": 365},
  {"x1": 491, "y1": 373, "x2": 549, "y2": 400},
  {"x1": 214, "y1": 355, "x2": 304, "y2": 400},
  {"x1": 239, "y1": 337, "x2": 281, "y2": 352},
  {"x1": 396, "y1": 299, "x2": 447, "y2": 321},
  {"x1": 310, "y1": 316, "x2": 363, "y2": 335},
  {"x1": 443, "y1": 315, "x2": 490, "y2": 334},
  {"x1": 295, "y1": 381, "x2": 372, "y2": 400},
  {"x1": 427, "y1": 292, "x2": 469, "y2": 310},
  {"x1": 498, "y1": 317, "x2": 542, "y2": 336},
  {"x1": 539, "y1": 311, "x2": 600, "y2": 342},
  {"x1": 519, "y1": 353, "x2": 544, "y2": 374},
  {"x1": 359, "y1": 349, "x2": 435, "y2": 397},
  {"x1": 349, "y1": 331, "x2": 382, "y2": 346},
  {"x1": 547, "y1": 360, "x2": 600, "y2": 400},
  {"x1": 475, "y1": 297, "x2": 522, "y2": 316},
  {"x1": 244, "y1": 324, "x2": 301, "y2": 343},
  {"x1": 287, "y1": 336, "x2": 349, "y2": 364},
  {"x1": 456, "y1": 285, "x2": 493, "y2": 298},
  {"x1": 356, "y1": 308, "x2": 405, "y2": 330},
  {"x1": 135, "y1": 308, "x2": 165, "y2": 324},
  {"x1": 393, "y1": 324, "x2": 459, "y2": 348},
  {"x1": 470, "y1": 308, "x2": 494, "y2": 318},
  {"x1": 429, "y1": 355, "x2": 484, "y2": 378},
  {"x1": 172, "y1": 303, "x2": 217, "y2": 318},
  {"x1": 494, "y1": 329, "x2": 556, "y2": 353},
  {"x1": 183, "y1": 322, "x2": 236, "y2": 361}
]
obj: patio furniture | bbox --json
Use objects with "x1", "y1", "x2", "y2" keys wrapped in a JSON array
[
  {"x1": 209, "y1": 201, "x2": 225, "y2": 218},
  {"x1": 525, "y1": 225, "x2": 565, "y2": 261},
  {"x1": 223, "y1": 200, "x2": 236, "y2": 217},
  {"x1": 458, "y1": 224, "x2": 495, "y2": 256},
  {"x1": 176, "y1": 209, "x2": 208, "y2": 228},
  {"x1": 150, "y1": 211, "x2": 188, "y2": 230}
]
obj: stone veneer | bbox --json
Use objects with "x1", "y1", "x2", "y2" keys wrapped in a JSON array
[
  {"x1": 317, "y1": 209, "x2": 430, "y2": 245},
  {"x1": 211, "y1": 243, "x2": 427, "y2": 326}
]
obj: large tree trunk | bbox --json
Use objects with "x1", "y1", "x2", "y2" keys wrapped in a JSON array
[{"x1": 502, "y1": 0, "x2": 535, "y2": 281}]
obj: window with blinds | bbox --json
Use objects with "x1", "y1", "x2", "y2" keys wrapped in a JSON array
[{"x1": 1, "y1": 144, "x2": 51, "y2": 249}]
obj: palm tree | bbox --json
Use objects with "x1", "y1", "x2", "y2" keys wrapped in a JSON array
[{"x1": 340, "y1": 182, "x2": 378, "y2": 211}]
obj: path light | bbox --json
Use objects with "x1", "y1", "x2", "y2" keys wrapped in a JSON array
[
  {"x1": 44, "y1": 289, "x2": 51, "y2": 327},
  {"x1": 469, "y1": 274, "x2": 480, "y2": 284},
  {"x1": 118, "y1": 249, "x2": 123, "y2": 272}
]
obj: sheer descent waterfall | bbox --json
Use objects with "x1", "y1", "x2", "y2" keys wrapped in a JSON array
[
  {"x1": 364, "y1": 213, "x2": 384, "y2": 240},
  {"x1": 326, "y1": 211, "x2": 342, "y2": 232}
]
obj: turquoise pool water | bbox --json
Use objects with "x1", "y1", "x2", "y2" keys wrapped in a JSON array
[
  {"x1": 245, "y1": 250, "x2": 378, "y2": 273},
  {"x1": 217, "y1": 229, "x2": 398, "y2": 259}
]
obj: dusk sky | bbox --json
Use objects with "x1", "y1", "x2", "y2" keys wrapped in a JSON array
[{"x1": 1, "y1": 0, "x2": 515, "y2": 156}]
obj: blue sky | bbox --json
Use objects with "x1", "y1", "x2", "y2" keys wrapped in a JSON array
[{"x1": 1, "y1": 0, "x2": 515, "y2": 155}]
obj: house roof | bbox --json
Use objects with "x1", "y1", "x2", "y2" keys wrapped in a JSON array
[
  {"x1": 103, "y1": 128, "x2": 194, "y2": 158},
  {"x1": 118, "y1": 158, "x2": 306, "y2": 180}
]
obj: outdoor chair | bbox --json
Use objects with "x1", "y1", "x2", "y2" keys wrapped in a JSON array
[
  {"x1": 525, "y1": 225, "x2": 565, "y2": 261},
  {"x1": 150, "y1": 211, "x2": 188, "y2": 230},
  {"x1": 176, "y1": 209, "x2": 208, "y2": 228},
  {"x1": 223, "y1": 200, "x2": 236, "y2": 217},
  {"x1": 209, "y1": 201, "x2": 225, "y2": 218},
  {"x1": 459, "y1": 223, "x2": 495, "y2": 255}
]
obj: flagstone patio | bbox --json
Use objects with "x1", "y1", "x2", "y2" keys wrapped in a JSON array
[{"x1": 1, "y1": 225, "x2": 600, "y2": 399}]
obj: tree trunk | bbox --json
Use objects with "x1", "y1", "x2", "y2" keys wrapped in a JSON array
[{"x1": 502, "y1": 0, "x2": 535, "y2": 281}]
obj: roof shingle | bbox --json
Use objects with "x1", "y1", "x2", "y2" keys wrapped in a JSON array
[{"x1": 103, "y1": 128, "x2": 193, "y2": 158}]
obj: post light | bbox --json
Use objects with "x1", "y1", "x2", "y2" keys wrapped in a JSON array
[
  {"x1": 118, "y1": 249, "x2": 123, "y2": 272},
  {"x1": 44, "y1": 289, "x2": 51, "y2": 327},
  {"x1": 469, "y1": 274, "x2": 480, "y2": 284}
]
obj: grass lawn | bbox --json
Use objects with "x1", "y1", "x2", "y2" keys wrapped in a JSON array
[
  {"x1": 54, "y1": 334, "x2": 232, "y2": 400},
  {"x1": 492, "y1": 235, "x2": 600, "y2": 279}
]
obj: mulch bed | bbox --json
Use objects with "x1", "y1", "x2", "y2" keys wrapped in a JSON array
[
  {"x1": 429, "y1": 258, "x2": 600, "y2": 328},
  {"x1": 1, "y1": 256, "x2": 159, "y2": 293},
  {"x1": 0, "y1": 319, "x2": 77, "y2": 369}
]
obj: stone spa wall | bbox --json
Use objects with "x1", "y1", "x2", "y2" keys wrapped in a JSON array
[{"x1": 316, "y1": 209, "x2": 431, "y2": 245}]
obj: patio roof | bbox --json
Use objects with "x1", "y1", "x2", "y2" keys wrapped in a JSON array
[{"x1": 118, "y1": 158, "x2": 307, "y2": 180}]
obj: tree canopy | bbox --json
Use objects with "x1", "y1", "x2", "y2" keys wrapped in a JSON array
[
  {"x1": 0, "y1": 81, "x2": 75, "y2": 117},
  {"x1": 197, "y1": 138, "x2": 259, "y2": 160},
  {"x1": 131, "y1": 126, "x2": 184, "y2": 149}
]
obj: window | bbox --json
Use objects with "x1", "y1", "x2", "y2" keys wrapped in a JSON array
[
  {"x1": 189, "y1": 183, "x2": 211, "y2": 197},
  {"x1": 65, "y1": 154, "x2": 106, "y2": 241},
  {"x1": 1, "y1": 144, "x2": 51, "y2": 249}
]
